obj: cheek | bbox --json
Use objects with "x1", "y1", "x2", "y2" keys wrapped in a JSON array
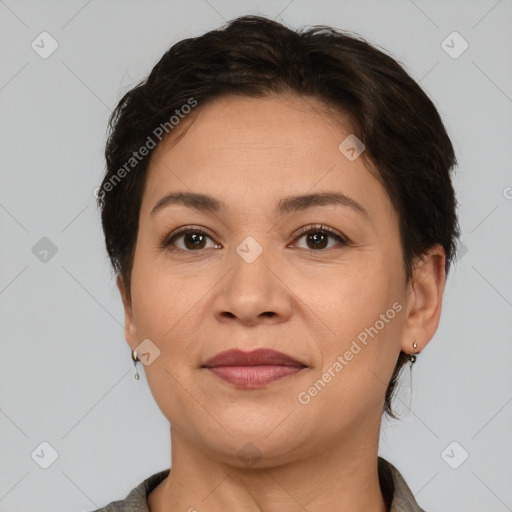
[
  {"x1": 295, "y1": 254, "x2": 400, "y2": 336},
  {"x1": 300, "y1": 257, "x2": 404, "y2": 392},
  {"x1": 130, "y1": 247, "x2": 207, "y2": 342},
  {"x1": 130, "y1": 265, "x2": 207, "y2": 421}
]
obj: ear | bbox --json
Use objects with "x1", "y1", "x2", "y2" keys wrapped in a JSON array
[
  {"x1": 117, "y1": 275, "x2": 140, "y2": 350},
  {"x1": 401, "y1": 244, "x2": 446, "y2": 355}
]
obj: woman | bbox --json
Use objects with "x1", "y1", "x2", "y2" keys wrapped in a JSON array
[{"x1": 93, "y1": 15, "x2": 459, "y2": 512}]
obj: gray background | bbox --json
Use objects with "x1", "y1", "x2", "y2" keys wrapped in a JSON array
[{"x1": 1, "y1": 0, "x2": 511, "y2": 510}]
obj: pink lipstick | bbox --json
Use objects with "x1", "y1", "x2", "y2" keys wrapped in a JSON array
[{"x1": 202, "y1": 348, "x2": 307, "y2": 388}]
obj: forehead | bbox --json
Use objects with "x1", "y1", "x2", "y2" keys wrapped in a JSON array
[
  {"x1": 152, "y1": 94, "x2": 348, "y2": 158},
  {"x1": 140, "y1": 94, "x2": 392, "y2": 222}
]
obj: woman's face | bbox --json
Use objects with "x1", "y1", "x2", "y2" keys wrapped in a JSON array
[{"x1": 120, "y1": 93, "x2": 435, "y2": 465}]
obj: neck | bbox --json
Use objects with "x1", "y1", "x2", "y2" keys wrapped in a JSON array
[{"x1": 148, "y1": 426, "x2": 388, "y2": 512}]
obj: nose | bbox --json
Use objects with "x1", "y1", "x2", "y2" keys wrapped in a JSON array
[{"x1": 212, "y1": 246, "x2": 293, "y2": 327}]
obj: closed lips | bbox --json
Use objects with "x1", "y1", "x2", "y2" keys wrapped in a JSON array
[
  {"x1": 202, "y1": 348, "x2": 307, "y2": 368},
  {"x1": 201, "y1": 348, "x2": 308, "y2": 389}
]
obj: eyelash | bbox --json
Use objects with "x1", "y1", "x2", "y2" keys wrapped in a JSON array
[{"x1": 159, "y1": 224, "x2": 350, "y2": 253}]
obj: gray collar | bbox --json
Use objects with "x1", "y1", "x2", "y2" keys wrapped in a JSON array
[{"x1": 92, "y1": 457, "x2": 425, "y2": 511}]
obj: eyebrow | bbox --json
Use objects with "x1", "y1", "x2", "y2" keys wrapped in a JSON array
[{"x1": 150, "y1": 191, "x2": 369, "y2": 218}]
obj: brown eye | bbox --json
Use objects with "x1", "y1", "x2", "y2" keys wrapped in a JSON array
[
  {"x1": 181, "y1": 232, "x2": 208, "y2": 250},
  {"x1": 162, "y1": 228, "x2": 219, "y2": 251},
  {"x1": 293, "y1": 225, "x2": 349, "y2": 251},
  {"x1": 304, "y1": 232, "x2": 329, "y2": 250}
]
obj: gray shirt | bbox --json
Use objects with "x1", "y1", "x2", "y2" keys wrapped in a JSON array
[{"x1": 89, "y1": 457, "x2": 426, "y2": 511}]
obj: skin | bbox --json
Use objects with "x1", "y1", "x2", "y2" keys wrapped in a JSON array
[{"x1": 117, "y1": 93, "x2": 446, "y2": 512}]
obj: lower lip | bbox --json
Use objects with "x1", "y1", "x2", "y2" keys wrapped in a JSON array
[{"x1": 205, "y1": 365, "x2": 305, "y2": 388}]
